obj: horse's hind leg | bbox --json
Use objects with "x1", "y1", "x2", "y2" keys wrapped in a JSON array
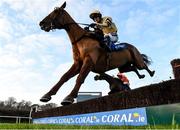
[
  {"x1": 133, "y1": 66, "x2": 145, "y2": 79},
  {"x1": 119, "y1": 64, "x2": 145, "y2": 79},
  {"x1": 94, "y1": 74, "x2": 103, "y2": 81},
  {"x1": 144, "y1": 64, "x2": 155, "y2": 77}
]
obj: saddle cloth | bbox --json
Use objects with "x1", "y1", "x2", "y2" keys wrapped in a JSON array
[{"x1": 110, "y1": 42, "x2": 128, "y2": 51}]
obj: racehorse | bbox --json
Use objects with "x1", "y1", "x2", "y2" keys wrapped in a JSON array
[
  {"x1": 94, "y1": 73, "x2": 131, "y2": 95},
  {"x1": 39, "y1": 2, "x2": 155, "y2": 105}
]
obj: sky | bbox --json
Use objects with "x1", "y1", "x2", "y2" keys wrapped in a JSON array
[{"x1": 0, "y1": 0, "x2": 179, "y2": 105}]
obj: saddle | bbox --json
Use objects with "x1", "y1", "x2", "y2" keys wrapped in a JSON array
[
  {"x1": 84, "y1": 27, "x2": 127, "y2": 52},
  {"x1": 84, "y1": 27, "x2": 104, "y2": 42}
]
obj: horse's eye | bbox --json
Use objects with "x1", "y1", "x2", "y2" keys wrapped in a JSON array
[{"x1": 54, "y1": 7, "x2": 59, "y2": 12}]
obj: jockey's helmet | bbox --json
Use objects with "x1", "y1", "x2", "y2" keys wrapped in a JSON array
[{"x1": 89, "y1": 10, "x2": 102, "y2": 19}]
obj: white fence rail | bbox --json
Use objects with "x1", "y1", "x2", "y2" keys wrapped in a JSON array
[
  {"x1": 0, "y1": 104, "x2": 40, "y2": 124},
  {"x1": 0, "y1": 115, "x2": 31, "y2": 123}
]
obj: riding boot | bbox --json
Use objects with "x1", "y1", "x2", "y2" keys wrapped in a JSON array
[
  {"x1": 103, "y1": 36, "x2": 111, "y2": 52},
  {"x1": 110, "y1": 43, "x2": 116, "y2": 51}
]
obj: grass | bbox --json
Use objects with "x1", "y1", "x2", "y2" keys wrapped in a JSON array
[{"x1": 0, "y1": 123, "x2": 179, "y2": 129}]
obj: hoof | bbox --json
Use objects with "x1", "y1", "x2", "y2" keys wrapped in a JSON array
[
  {"x1": 139, "y1": 74, "x2": 145, "y2": 79},
  {"x1": 108, "y1": 88, "x2": 120, "y2": 95},
  {"x1": 61, "y1": 96, "x2": 74, "y2": 106},
  {"x1": 108, "y1": 91, "x2": 118, "y2": 95},
  {"x1": 108, "y1": 91, "x2": 114, "y2": 95},
  {"x1": 125, "y1": 86, "x2": 131, "y2": 91},
  {"x1": 150, "y1": 71, "x2": 155, "y2": 77},
  {"x1": 94, "y1": 75, "x2": 99, "y2": 81},
  {"x1": 40, "y1": 94, "x2": 51, "y2": 102}
]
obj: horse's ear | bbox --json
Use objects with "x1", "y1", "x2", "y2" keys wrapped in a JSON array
[{"x1": 60, "y1": 1, "x2": 66, "y2": 9}]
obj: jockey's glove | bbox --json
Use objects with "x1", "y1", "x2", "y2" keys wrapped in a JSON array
[
  {"x1": 84, "y1": 26, "x2": 89, "y2": 31},
  {"x1": 89, "y1": 23, "x2": 96, "y2": 28}
]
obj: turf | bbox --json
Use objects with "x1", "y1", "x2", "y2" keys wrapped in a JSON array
[{"x1": 0, "y1": 123, "x2": 179, "y2": 129}]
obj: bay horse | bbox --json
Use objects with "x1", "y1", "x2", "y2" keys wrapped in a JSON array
[
  {"x1": 94, "y1": 73, "x2": 131, "y2": 95},
  {"x1": 39, "y1": 2, "x2": 155, "y2": 105}
]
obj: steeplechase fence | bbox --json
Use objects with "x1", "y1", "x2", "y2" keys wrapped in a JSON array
[
  {"x1": 32, "y1": 59, "x2": 180, "y2": 126},
  {"x1": 32, "y1": 79, "x2": 180, "y2": 126}
]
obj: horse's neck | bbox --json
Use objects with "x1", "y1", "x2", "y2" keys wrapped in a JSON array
[{"x1": 63, "y1": 11, "x2": 86, "y2": 44}]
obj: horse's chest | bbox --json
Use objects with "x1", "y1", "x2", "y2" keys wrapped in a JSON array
[{"x1": 72, "y1": 45, "x2": 85, "y2": 60}]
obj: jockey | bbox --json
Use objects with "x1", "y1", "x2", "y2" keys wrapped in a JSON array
[
  {"x1": 89, "y1": 10, "x2": 118, "y2": 51},
  {"x1": 117, "y1": 72, "x2": 131, "y2": 90}
]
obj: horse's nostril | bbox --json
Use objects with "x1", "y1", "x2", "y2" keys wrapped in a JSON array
[
  {"x1": 39, "y1": 21, "x2": 44, "y2": 26},
  {"x1": 40, "y1": 25, "x2": 45, "y2": 30},
  {"x1": 39, "y1": 21, "x2": 45, "y2": 29}
]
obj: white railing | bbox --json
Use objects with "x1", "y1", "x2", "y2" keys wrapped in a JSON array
[
  {"x1": 0, "y1": 115, "x2": 31, "y2": 123},
  {"x1": 0, "y1": 104, "x2": 41, "y2": 124}
]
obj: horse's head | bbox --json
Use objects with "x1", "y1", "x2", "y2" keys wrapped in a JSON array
[{"x1": 39, "y1": 2, "x2": 66, "y2": 32}]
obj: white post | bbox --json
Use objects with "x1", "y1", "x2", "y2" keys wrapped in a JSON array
[
  {"x1": 16, "y1": 117, "x2": 18, "y2": 123},
  {"x1": 29, "y1": 108, "x2": 33, "y2": 124},
  {"x1": 29, "y1": 104, "x2": 40, "y2": 124}
]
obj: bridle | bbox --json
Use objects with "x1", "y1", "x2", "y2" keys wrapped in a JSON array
[
  {"x1": 46, "y1": 7, "x2": 90, "y2": 31},
  {"x1": 48, "y1": 7, "x2": 65, "y2": 31},
  {"x1": 42, "y1": 7, "x2": 92, "y2": 44}
]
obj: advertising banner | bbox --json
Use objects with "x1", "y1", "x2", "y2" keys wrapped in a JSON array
[
  {"x1": 33, "y1": 107, "x2": 147, "y2": 126},
  {"x1": 146, "y1": 103, "x2": 180, "y2": 124}
]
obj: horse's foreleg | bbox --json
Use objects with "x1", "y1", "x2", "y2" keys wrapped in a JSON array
[
  {"x1": 40, "y1": 62, "x2": 81, "y2": 102},
  {"x1": 61, "y1": 57, "x2": 93, "y2": 105}
]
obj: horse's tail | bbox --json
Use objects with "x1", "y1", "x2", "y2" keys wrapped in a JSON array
[{"x1": 141, "y1": 54, "x2": 152, "y2": 66}]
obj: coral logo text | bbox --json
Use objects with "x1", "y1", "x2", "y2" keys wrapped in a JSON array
[{"x1": 101, "y1": 112, "x2": 145, "y2": 123}]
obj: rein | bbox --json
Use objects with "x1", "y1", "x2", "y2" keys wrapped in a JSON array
[
  {"x1": 63, "y1": 22, "x2": 90, "y2": 44},
  {"x1": 50, "y1": 22, "x2": 90, "y2": 30},
  {"x1": 48, "y1": 8, "x2": 91, "y2": 44},
  {"x1": 50, "y1": 21, "x2": 91, "y2": 44},
  {"x1": 76, "y1": 22, "x2": 90, "y2": 26}
]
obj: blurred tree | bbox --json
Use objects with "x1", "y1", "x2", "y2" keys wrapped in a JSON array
[
  {"x1": 0, "y1": 101, "x2": 5, "y2": 108},
  {"x1": 41, "y1": 103, "x2": 58, "y2": 110},
  {"x1": 16, "y1": 100, "x2": 32, "y2": 110},
  {"x1": 0, "y1": 97, "x2": 57, "y2": 111},
  {"x1": 4, "y1": 97, "x2": 17, "y2": 108}
]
